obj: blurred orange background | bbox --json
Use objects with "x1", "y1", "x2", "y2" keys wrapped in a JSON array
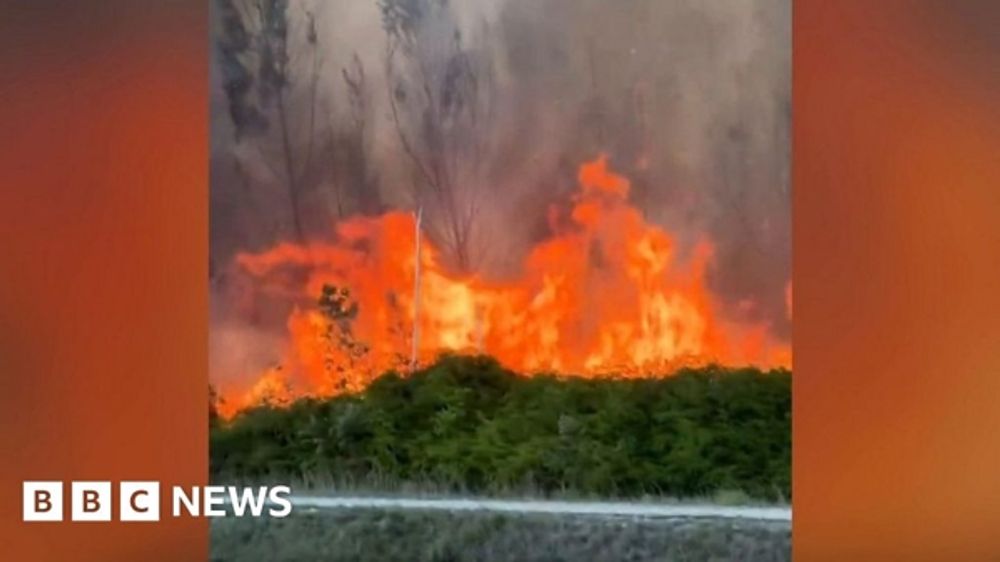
[
  {"x1": 0, "y1": 0, "x2": 997, "y2": 560},
  {"x1": 0, "y1": 1, "x2": 207, "y2": 560},
  {"x1": 794, "y1": 1, "x2": 1000, "y2": 559}
]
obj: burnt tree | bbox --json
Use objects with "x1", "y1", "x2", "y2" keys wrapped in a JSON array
[
  {"x1": 379, "y1": 0, "x2": 496, "y2": 272},
  {"x1": 216, "y1": 0, "x2": 325, "y2": 242}
]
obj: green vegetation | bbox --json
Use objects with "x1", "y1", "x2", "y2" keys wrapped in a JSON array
[
  {"x1": 211, "y1": 355, "x2": 790, "y2": 501},
  {"x1": 210, "y1": 509, "x2": 790, "y2": 562}
]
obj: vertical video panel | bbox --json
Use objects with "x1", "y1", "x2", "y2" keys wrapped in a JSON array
[{"x1": 208, "y1": 1, "x2": 790, "y2": 560}]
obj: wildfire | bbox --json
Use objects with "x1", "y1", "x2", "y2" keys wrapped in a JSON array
[{"x1": 216, "y1": 156, "x2": 790, "y2": 417}]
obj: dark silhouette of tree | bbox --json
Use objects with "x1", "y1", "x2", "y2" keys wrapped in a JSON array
[
  {"x1": 318, "y1": 284, "x2": 367, "y2": 390},
  {"x1": 378, "y1": 0, "x2": 496, "y2": 271},
  {"x1": 216, "y1": 0, "x2": 324, "y2": 242},
  {"x1": 209, "y1": 384, "x2": 222, "y2": 430},
  {"x1": 329, "y1": 53, "x2": 382, "y2": 218}
]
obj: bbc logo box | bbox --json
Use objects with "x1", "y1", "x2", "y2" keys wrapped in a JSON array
[
  {"x1": 23, "y1": 482, "x2": 291, "y2": 521},
  {"x1": 23, "y1": 481, "x2": 159, "y2": 522},
  {"x1": 22, "y1": 482, "x2": 63, "y2": 522}
]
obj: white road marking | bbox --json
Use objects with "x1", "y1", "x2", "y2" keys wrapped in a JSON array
[{"x1": 288, "y1": 496, "x2": 791, "y2": 522}]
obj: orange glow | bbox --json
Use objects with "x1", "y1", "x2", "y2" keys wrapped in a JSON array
[{"x1": 218, "y1": 156, "x2": 789, "y2": 417}]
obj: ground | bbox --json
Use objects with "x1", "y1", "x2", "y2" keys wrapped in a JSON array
[{"x1": 210, "y1": 506, "x2": 790, "y2": 562}]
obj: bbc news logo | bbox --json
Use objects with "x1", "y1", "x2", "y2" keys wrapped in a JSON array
[{"x1": 23, "y1": 482, "x2": 292, "y2": 522}]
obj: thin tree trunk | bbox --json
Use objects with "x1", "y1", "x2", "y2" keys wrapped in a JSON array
[
  {"x1": 276, "y1": 90, "x2": 305, "y2": 243},
  {"x1": 411, "y1": 206, "x2": 423, "y2": 369}
]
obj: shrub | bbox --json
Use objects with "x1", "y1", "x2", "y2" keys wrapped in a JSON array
[{"x1": 210, "y1": 355, "x2": 791, "y2": 500}]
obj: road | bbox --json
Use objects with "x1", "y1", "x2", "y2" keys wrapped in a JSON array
[{"x1": 288, "y1": 495, "x2": 791, "y2": 522}]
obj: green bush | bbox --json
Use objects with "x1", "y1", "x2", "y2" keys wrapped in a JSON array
[{"x1": 210, "y1": 355, "x2": 791, "y2": 501}]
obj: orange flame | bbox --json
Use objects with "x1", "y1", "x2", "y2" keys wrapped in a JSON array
[{"x1": 216, "y1": 156, "x2": 789, "y2": 417}]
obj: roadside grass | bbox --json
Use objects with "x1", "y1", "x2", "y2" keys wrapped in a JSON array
[
  {"x1": 218, "y1": 474, "x2": 788, "y2": 508},
  {"x1": 210, "y1": 508, "x2": 791, "y2": 562}
]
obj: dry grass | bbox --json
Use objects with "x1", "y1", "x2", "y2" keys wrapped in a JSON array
[{"x1": 211, "y1": 508, "x2": 790, "y2": 562}]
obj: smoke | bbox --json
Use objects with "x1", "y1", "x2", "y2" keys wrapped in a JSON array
[
  {"x1": 484, "y1": 0, "x2": 791, "y2": 335},
  {"x1": 209, "y1": 0, "x2": 790, "y2": 387}
]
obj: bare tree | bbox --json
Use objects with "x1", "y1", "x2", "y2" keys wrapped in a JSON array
[
  {"x1": 378, "y1": 0, "x2": 496, "y2": 272},
  {"x1": 216, "y1": 0, "x2": 325, "y2": 242},
  {"x1": 327, "y1": 53, "x2": 381, "y2": 219}
]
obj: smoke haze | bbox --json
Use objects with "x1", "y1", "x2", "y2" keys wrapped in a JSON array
[{"x1": 209, "y1": 0, "x2": 790, "y2": 388}]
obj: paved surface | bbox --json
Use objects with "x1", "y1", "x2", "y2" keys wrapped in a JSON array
[{"x1": 288, "y1": 495, "x2": 792, "y2": 522}]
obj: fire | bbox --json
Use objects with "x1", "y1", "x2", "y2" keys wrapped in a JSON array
[{"x1": 216, "y1": 156, "x2": 789, "y2": 417}]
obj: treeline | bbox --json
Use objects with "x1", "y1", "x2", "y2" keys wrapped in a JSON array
[{"x1": 210, "y1": 355, "x2": 790, "y2": 501}]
